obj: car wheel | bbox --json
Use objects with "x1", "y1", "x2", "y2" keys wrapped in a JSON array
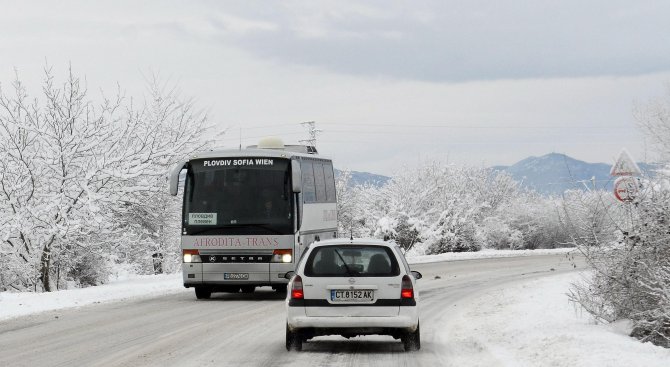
[
  {"x1": 402, "y1": 322, "x2": 421, "y2": 351},
  {"x1": 194, "y1": 286, "x2": 212, "y2": 300},
  {"x1": 285, "y1": 324, "x2": 303, "y2": 351}
]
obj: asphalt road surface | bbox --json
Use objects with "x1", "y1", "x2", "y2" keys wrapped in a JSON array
[{"x1": 0, "y1": 253, "x2": 582, "y2": 367}]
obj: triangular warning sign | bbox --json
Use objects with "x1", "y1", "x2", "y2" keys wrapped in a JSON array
[{"x1": 610, "y1": 149, "x2": 642, "y2": 176}]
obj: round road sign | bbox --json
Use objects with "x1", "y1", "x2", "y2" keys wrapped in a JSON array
[{"x1": 613, "y1": 176, "x2": 639, "y2": 202}]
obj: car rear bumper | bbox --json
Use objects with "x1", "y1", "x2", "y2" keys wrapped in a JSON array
[{"x1": 287, "y1": 306, "x2": 418, "y2": 330}]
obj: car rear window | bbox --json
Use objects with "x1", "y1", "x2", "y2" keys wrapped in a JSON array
[{"x1": 304, "y1": 245, "x2": 400, "y2": 277}]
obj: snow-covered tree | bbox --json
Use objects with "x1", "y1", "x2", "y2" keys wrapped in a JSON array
[
  {"x1": 0, "y1": 66, "x2": 210, "y2": 291},
  {"x1": 336, "y1": 161, "x2": 565, "y2": 255}
]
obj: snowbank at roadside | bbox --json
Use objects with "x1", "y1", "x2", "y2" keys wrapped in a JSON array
[
  {"x1": 0, "y1": 273, "x2": 185, "y2": 321},
  {"x1": 440, "y1": 272, "x2": 670, "y2": 366},
  {"x1": 406, "y1": 247, "x2": 575, "y2": 264}
]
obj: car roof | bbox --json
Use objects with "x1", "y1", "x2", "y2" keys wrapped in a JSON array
[{"x1": 309, "y1": 238, "x2": 397, "y2": 248}]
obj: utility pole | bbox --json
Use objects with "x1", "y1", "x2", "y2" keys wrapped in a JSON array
[{"x1": 299, "y1": 121, "x2": 322, "y2": 148}]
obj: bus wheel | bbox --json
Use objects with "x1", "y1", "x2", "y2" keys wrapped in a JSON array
[
  {"x1": 240, "y1": 286, "x2": 255, "y2": 293},
  {"x1": 195, "y1": 286, "x2": 212, "y2": 299},
  {"x1": 273, "y1": 284, "x2": 288, "y2": 293}
]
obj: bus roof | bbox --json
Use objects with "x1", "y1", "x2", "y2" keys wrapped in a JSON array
[{"x1": 187, "y1": 147, "x2": 332, "y2": 162}]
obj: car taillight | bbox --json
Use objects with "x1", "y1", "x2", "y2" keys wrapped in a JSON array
[
  {"x1": 183, "y1": 249, "x2": 202, "y2": 263},
  {"x1": 291, "y1": 275, "x2": 304, "y2": 299},
  {"x1": 401, "y1": 275, "x2": 414, "y2": 299},
  {"x1": 272, "y1": 249, "x2": 293, "y2": 263}
]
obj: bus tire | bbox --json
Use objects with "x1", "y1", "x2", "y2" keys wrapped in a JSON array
[
  {"x1": 195, "y1": 286, "x2": 212, "y2": 299},
  {"x1": 273, "y1": 284, "x2": 288, "y2": 293},
  {"x1": 240, "y1": 286, "x2": 255, "y2": 293}
]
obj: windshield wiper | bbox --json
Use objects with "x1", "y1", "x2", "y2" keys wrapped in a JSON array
[
  {"x1": 245, "y1": 223, "x2": 284, "y2": 235},
  {"x1": 334, "y1": 249, "x2": 358, "y2": 276},
  {"x1": 187, "y1": 227, "x2": 224, "y2": 236},
  {"x1": 186, "y1": 223, "x2": 284, "y2": 236}
]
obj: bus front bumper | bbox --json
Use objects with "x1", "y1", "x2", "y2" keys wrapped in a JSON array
[{"x1": 182, "y1": 263, "x2": 292, "y2": 287}]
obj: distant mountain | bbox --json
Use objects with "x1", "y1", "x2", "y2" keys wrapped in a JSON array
[
  {"x1": 334, "y1": 169, "x2": 390, "y2": 187},
  {"x1": 493, "y1": 153, "x2": 657, "y2": 196}
]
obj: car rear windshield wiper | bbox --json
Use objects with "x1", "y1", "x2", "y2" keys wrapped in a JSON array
[{"x1": 334, "y1": 249, "x2": 359, "y2": 276}]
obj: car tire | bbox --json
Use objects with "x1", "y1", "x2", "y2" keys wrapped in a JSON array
[
  {"x1": 194, "y1": 286, "x2": 212, "y2": 300},
  {"x1": 285, "y1": 324, "x2": 303, "y2": 351},
  {"x1": 402, "y1": 322, "x2": 421, "y2": 351}
]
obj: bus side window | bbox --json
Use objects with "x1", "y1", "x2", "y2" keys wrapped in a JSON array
[
  {"x1": 301, "y1": 160, "x2": 316, "y2": 203},
  {"x1": 313, "y1": 162, "x2": 327, "y2": 203},
  {"x1": 323, "y1": 161, "x2": 336, "y2": 203}
]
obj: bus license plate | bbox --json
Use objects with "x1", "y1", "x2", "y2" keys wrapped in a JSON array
[
  {"x1": 330, "y1": 290, "x2": 374, "y2": 302},
  {"x1": 224, "y1": 273, "x2": 249, "y2": 280}
]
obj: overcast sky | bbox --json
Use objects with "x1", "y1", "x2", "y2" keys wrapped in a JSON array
[{"x1": 1, "y1": 1, "x2": 669, "y2": 175}]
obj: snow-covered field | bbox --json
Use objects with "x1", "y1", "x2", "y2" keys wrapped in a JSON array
[{"x1": 442, "y1": 272, "x2": 670, "y2": 366}]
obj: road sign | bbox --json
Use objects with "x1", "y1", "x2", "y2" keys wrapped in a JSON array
[
  {"x1": 610, "y1": 149, "x2": 641, "y2": 176},
  {"x1": 613, "y1": 176, "x2": 639, "y2": 202}
]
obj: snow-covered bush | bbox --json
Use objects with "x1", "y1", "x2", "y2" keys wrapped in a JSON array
[
  {"x1": 388, "y1": 214, "x2": 421, "y2": 251},
  {"x1": 560, "y1": 189, "x2": 621, "y2": 248},
  {"x1": 424, "y1": 216, "x2": 480, "y2": 254},
  {"x1": 568, "y1": 181, "x2": 670, "y2": 347},
  {"x1": 480, "y1": 219, "x2": 525, "y2": 250},
  {"x1": 506, "y1": 193, "x2": 572, "y2": 249}
]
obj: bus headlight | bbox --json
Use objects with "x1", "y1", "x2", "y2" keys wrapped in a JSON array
[
  {"x1": 272, "y1": 249, "x2": 293, "y2": 263},
  {"x1": 183, "y1": 249, "x2": 202, "y2": 263}
]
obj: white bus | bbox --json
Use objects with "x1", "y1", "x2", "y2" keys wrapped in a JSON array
[{"x1": 168, "y1": 138, "x2": 338, "y2": 299}]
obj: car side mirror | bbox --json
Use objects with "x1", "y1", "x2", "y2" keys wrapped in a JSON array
[
  {"x1": 284, "y1": 271, "x2": 295, "y2": 280},
  {"x1": 411, "y1": 271, "x2": 422, "y2": 280}
]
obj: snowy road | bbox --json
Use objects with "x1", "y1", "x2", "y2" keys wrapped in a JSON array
[{"x1": 0, "y1": 254, "x2": 581, "y2": 367}]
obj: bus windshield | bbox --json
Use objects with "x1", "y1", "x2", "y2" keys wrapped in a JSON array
[{"x1": 183, "y1": 157, "x2": 293, "y2": 235}]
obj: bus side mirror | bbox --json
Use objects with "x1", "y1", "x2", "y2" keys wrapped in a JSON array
[
  {"x1": 168, "y1": 162, "x2": 185, "y2": 196},
  {"x1": 291, "y1": 160, "x2": 302, "y2": 193}
]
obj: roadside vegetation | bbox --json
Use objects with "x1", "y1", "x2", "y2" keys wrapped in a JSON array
[
  {"x1": 336, "y1": 164, "x2": 572, "y2": 255},
  {"x1": 0, "y1": 66, "x2": 212, "y2": 292},
  {"x1": 566, "y1": 88, "x2": 670, "y2": 347}
]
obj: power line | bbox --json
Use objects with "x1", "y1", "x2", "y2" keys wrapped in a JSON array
[
  {"x1": 314, "y1": 138, "x2": 640, "y2": 146},
  {"x1": 318, "y1": 122, "x2": 633, "y2": 129},
  {"x1": 222, "y1": 121, "x2": 633, "y2": 130}
]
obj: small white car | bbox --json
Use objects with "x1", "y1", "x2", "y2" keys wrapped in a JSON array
[{"x1": 284, "y1": 238, "x2": 422, "y2": 351}]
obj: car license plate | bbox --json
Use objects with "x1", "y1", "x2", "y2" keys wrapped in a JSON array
[
  {"x1": 330, "y1": 289, "x2": 374, "y2": 302},
  {"x1": 224, "y1": 273, "x2": 249, "y2": 280}
]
